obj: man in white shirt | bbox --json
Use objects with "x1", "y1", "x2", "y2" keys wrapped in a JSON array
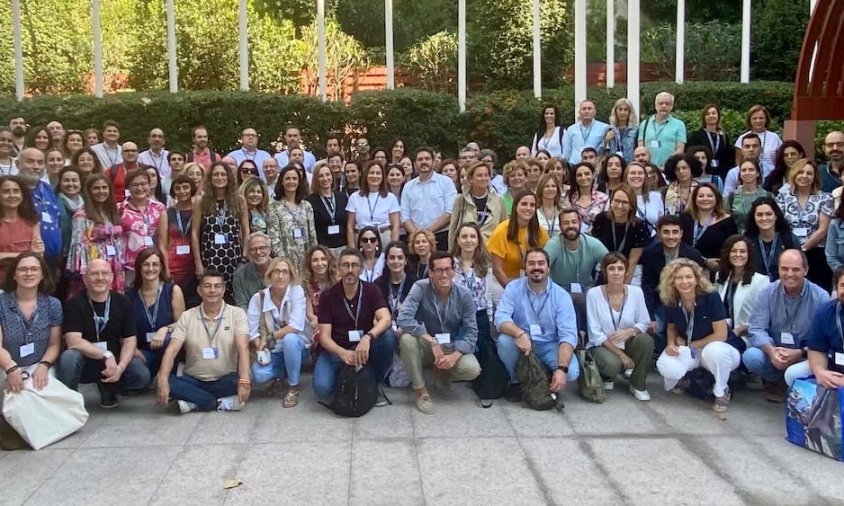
[
  {"x1": 91, "y1": 120, "x2": 123, "y2": 170},
  {"x1": 723, "y1": 133, "x2": 773, "y2": 196},
  {"x1": 138, "y1": 128, "x2": 171, "y2": 179},
  {"x1": 400, "y1": 147, "x2": 458, "y2": 251},
  {"x1": 273, "y1": 125, "x2": 316, "y2": 173},
  {"x1": 227, "y1": 128, "x2": 272, "y2": 180}
]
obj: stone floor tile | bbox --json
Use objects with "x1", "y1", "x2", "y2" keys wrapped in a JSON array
[
  {"x1": 0, "y1": 449, "x2": 73, "y2": 505},
  {"x1": 149, "y1": 444, "x2": 246, "y2": 506},
  {"x1": 349, "y1": 439, "x2": 423, "y2": 505}
]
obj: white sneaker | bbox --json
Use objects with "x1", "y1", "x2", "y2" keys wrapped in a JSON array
[
  {"x1": 216, "y1": 395, "x2": 245, "y2": 412},
  {"x1": 178, "y1": 400, "x2": 198, "y2": 414},
  {"x1": 629, "y1": 385, "x2": 651, "y2": 401},
  {"x1": 623, "y1": 368, "x2": 633, "y2": 379},
  {"x1": 603, "y1": 381, "x2": 614, "y2": 391}
]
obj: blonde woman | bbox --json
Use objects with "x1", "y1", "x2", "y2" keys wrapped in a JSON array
[
  {"x1": 447, "y1": 161, "x2": 507, "y2": 248},
  {"x1": 602, "y1": 98, "x2": 639, "y2": 162},
  {"x1": 241, "y1": 178, "x2": 270, "y2": 235}
]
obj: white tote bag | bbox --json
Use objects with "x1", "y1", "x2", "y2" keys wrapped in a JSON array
[{"x1": 2, "y1": 367, "x2": 89, "y2": 450}]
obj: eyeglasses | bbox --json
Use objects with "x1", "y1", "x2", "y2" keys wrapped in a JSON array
[
  {"x1": 249, "y1": 246, "x2": 270, "y2": 254},
  {"x1": 339, "y1": 262, "x2": 361, "y2": 270},
  {"x1": 826, "y1": 142, "x2": 844, "y2": 149},
  {"x1": 15, "y1": 266, "x2": 41, "y2": 274},
  {"x1": 360, "y1": 237, "x2": 378, "y2": 244},
  {"x1": 271, "y1": 268, "x2": 290, "y2": 276}
]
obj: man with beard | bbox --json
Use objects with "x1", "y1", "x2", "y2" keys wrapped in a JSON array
[
  {"x1": 723, "y1": 133, "x2": 772, "y2": 195},
  {"x1": 494, "y1": 248, "x2": 580, "y2": 402},
  {"x1": 187, "y1": 125, "x2": 220, "y2": 171},
  {"x1": 544, "y1": 209, "x2": 608, "y2": 333},
  {"x1": 400, "y1": 147, "x2": 457, "y2": 251},
  {"x1": 274, "y1": 125, "x2": 316, "y2": 173},
  {"x1": 91, "y1": 120, "x2": 123, "y2": 170},
  {"x1": 16, "y1": 148, "x2": 61, "y2": 264},
  {"x1": 820, "y1": 131, "x2": 844, "y2": 193},
  {"x1": 9, "y1": 117, "x2": 27, "y2": 157},
  {"x1": 233, "y1": 233, "x2": 271, "y2": 310}
]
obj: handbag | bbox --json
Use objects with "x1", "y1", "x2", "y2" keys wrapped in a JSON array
[
  {"x1": 577, "y1": 349, "x2": 607, "y2": 403},
  {"x1": 785, "y1": 378, "x2": 844, "y2": 461},
  {"x1": 3, "y1": 366, "x2": 89, "y2": 450}
]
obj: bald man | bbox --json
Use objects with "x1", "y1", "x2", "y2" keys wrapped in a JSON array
[{"x1": 107, "y1": 141, "x2": 140, "y2": 203}]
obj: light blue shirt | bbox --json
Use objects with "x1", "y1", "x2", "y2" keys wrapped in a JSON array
[
  {"x1": 138, "y1": 149, "x2": 171, "y2": 178},
  {"x1": 274, "y1": 150, "x2": 316, "y2": 173},
  {"x1": 226, "y1": 148, "x2": 272, "y2": 180},
  {"x1": 637, "y1": 114, "x2": 687, "y2": 167},
  {"x1": 748, "y1": 280, "x2": 830, "y2": 349},
  {"x1": 562, "y1": 120, "x2": 610, "y2": 165},
  {"x1": 494, "y1": 277, "x2": 577, "y2": 348},
  {"x1": 400, "y1": 172, "x2": 458, "y2": 232}
]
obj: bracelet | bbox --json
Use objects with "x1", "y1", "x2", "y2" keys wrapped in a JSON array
[
  {"x1": 5, "y1": 365, "x2": 20, "y2": 375},
  {"x1": 39, "y1": 360, "x2": 52, "y2": 367},
  {"x1": 238, "y1": 378, "x2": 252, "y2": 385}
]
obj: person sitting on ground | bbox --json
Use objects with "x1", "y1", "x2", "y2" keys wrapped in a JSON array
[
  {"x1": 397, "y1": 251, "x2": 480, "y2": 414},
  {"x1": 156, "y1": 270, "x2": 251, "y2": 413},
  {"x1": 247, "y1": 257, "x2": 310, "y2": 408},
  {"x1": 806, "y1": 265, "x2": 844, "y2": 389},
  {"x1": 56, "y1": 259, "x2": 150, "y2": 409},
  {"x1": 745, "y1": 249, "x2": 829, "y2": 403},
  {"x1": 494, "y1": 248, "x2": 580, "y2": 402}
]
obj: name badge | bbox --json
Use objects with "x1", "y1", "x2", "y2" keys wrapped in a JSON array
[
  {"x1": 125, "y1": 189, "x2": 132, "y2": 199},
  {"x1": 293, "y1": 228, "x2": 304, "y2": 239},
  {"x1": 570, "y1": 283, "x2": 583, "y2": 294},
  {"x1": 202, "y1": 347, "x2": 218, "y2": 360},
  {"x1": 348, "y1": 330, "x2": 362, "y2": 342},
  {"x1": 327, "y1": 225, "x2": 340, "y2": 235},
  {"x1": 94, "y1": 341, "x2": 108, "y2": 351},
  {"x1": 435, "y1": 333, "x2": 451, "y2": 344},
  {"x1": 793, "y1": 227, "x2": 808, "y2": 238},
  {"x1": 146, "y1": 332, "x2": 156, "y2": 343},
  {"x1": 106, "y1": 245, "x2": 117, "y2": 257},
  {"x1": 710, "y1": 160, "x2": 719, "y2": 168},
  {"x1": 176, "y1": 244, "x2": 190, "y2": 255},
  {"x1": 781, "y1": 332, "x2": 795, "y2": 345},
  {"x1": 19, "y1": 343, "x2": 34, "y2": 358},
  {"x1": 214, "y1": 233, "x2": 228, "y2": 245},
  {"x1": 650, "y1": 140, "x2": 660, "y2": 149},
  {"x1": 835, "y1": 352, "x2": 844, "y2": 366},
  {"x1": 41, "y1": 211, "x2": 53, "y2": 224},
  {"x1": 143, "y1": 236, "x2": 154, "y2": 247},
  {"x1": 529, "y1": 324, "x2": 542, "y2": 337}
]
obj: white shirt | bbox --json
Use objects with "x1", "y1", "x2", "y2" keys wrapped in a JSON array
[
  {"x1": 138, "y1": 149, "x2": 172, "y2": 178},
  {"x1": 346, "y1": 191, "x2": 400, "y2": 229},
  {"x1": 400, "y1": 172, "x2": 458, "y2": 231},
  {"x1": 246, "y1": 285, "x2": 309, "y2": 345},
  {"x1": 531, "y1": 126, "x2": 564, "y2": 158},
  {"x1": 636, "y1": 191, "x2": 664, "y2": 236},
  {"x1": 91, "y1": 142, "x2": 123, "y2": 169},
  {"x1": 360, "y1": 254, "x2": 385, "y2": 283},
  {"x1": 585, "y1": 285, "x2": 651, "y2": 349}
]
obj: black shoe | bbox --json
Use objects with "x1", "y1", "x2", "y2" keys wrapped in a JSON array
[
  {"x1": 99, "y1": 390, "x2": 120, "y2": 409},
  {"x1": 504, "y1": 383, "x2": 522, "y2": 403}
]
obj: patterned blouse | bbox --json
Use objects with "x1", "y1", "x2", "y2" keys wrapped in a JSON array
[
  {"x1": 267, "y1": 199, "x2": 318, "y2": 267},
  {"x1": 571, "y1": 189, "x2": 609, "y2": 232},
  {"x1": 0, "y1": 292, "x2": 62, "y2": 367},
  {"x1": 67, "y1": 209, "x2": 126, "y2": 293},
  {"x1": 118, "y1": 198, "x2": 166, "y2": 270},
  {"x1": 775, "y1": 190, "x2": 834, "y2": 247},
  {"x1": 452, "y1": 258, "x2": 492, "y2": 313}
]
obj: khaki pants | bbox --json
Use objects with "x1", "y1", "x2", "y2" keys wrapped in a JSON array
[
  {"x1": 399, "y1": 334, "x2": 481, "y2": 390},
  {"x1": 590, "y1": 332, "x2": 654, "y2": 391}
]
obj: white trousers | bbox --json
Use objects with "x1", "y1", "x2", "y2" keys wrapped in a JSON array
[{"x1": 657, "y1": 342, "x2": 740, "y2": 397}]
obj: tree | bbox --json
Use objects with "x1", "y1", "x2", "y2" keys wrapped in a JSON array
[
  {"x1": 402, "y1": 31, "x2": 458, "y2": 92},
  {"x1": 335, "y1": 0, "x2": 456, "y2": 53},
  {"x1": 752, "y1": 0, "x2": 810, "y2": 81},
  {"x1": 300, "y1": 17, "x2": 367, "y2": 102}
]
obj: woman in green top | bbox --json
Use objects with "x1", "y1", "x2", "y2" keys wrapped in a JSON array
[
  {"x1": 501, "y1": 159, "x2": 528, "y2": 214},
  {"x1": 728, "y1": 159, "x2": 772, "y2": 233}
]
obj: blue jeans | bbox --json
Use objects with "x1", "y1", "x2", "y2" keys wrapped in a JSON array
[
  {"x1": 251, "y1": 333, "x2": 309, "y2": 387},
  {"x1": 312, "y1": 329, "x2": 397, "y2": 400},
  {"x1": 496, "y1": 335, "x2": 580, "y2": 385},
  {"x1": 168, "y1": 372, "x2": 238, "y2": 411},
  {"x1": 138, "y1": 331, "x2": 181, "y2": 378},
  {"x1": 56, "y1": 349, "x2": 150, "y2": 399},
  {"x1": 742, "y1": 347, "x2": 811, "y2": 386}
]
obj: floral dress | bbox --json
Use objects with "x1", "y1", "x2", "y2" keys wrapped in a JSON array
[
  {"x1": 249, "y1": 209, "x2": 268, "y2": 234},
  {"x1": 571, "y1": 189, "x2": 609, "y2": 232},
  {"x1": 267, "y1": 199, "x2": 317, "y2": 268},
  {"x1": 776, "y1": 191, "x2": 834, "y2": 247},
  {"x1": 66, "y1": 209, "x2": 126, "y2": 296}
]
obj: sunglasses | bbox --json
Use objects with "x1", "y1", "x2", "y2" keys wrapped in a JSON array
[{"x1": 360, "y1": 236, "x2": 378, "y2": 244}]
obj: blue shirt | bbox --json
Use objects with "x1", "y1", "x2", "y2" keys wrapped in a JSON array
[
  {"x1": 31, "y1": 181, "x2": 61, "y2": 259},
  {"x1": 562, "y1": 120, "x2": 610, "y2": 165},
  {"x1": 126, "y1": 283, "x2": 175, "y2": 351},
  {"x1": 494, "y1": 277, "x2": 577, "y2": 348},
  {"x1": 274, "y1": 150, "x2": 316, "y2": 173},
  {"x1": 665, "y1": 291, "x2": 725, "y2": 342},
  {"x1": 226, "y1": 148, "x2": 273, "y2": 180},
  {"x1": 0, "y1": 292, "x2": 63, "y2": 366},
  {"x1": 400, "y1": 173, "x2": 458, "y2": 231},
  {"x1": 748, "y1": 280, "x2": 830, "y2": 349},
  {"x1": 807, "y1": 299, "x2": 844, "y2": 373},
  {"x1": 602, "y1": 126, "x2": 639, "y2": 162}
]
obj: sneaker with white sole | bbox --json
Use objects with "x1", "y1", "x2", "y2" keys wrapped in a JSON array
[
  {"x1": 603, "y1": 381, "x2": 614, "y2": 391},
  {"x1": 216, "y1": 396, "x2": 244, "y2": 412},
  {"x1": 629, "y1": 385, "x2": 651, "y2": 401},
  {"x1": 623, "y1": 368, "x2": 633, "y2": 379},
  {"x1": 178, "y1": 400, "x2": 198, "y2": 414}
]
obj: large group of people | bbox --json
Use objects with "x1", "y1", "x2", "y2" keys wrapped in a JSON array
[{"x1": 1, "y1": 93, "x2": 844, "y2": 446}]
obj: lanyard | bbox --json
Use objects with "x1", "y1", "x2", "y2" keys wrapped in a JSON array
[
  {"x1": 138, "y1": 202, "x2": 152, "y2": 235},
  {"x1": 199, "y1": 304, "x2": 225, "y2": 346},
  {"x1": 282, "y1": 200, "x2": 303, "y2": 227},
  {"x1": 681, "y1": 302, "x2": 695, "y2": 341},
  {"x1": 693, "y1": 214, "x2": 715, "y2": 247},
  {"x1": 89, "y1": 295, "x2": 111, "y2": 342},
  {"x1": 389, "y1": 276, "x2": 406, "y2": 316},
  {"x1": 602, "y1": 286, "x2": 626, "y2": 331},
  {"x1": 706, "y1": 131, "x2": 721, "y2": 156},
  {"x1": 175, "y1": 208, "x2": 191, "y2": 237},
  {"x1": 216, "y1": 201, "x2": 228, "y2": 227},
  {"x1": 526, "y1": 284, "x2": 551, "y2": 323},
  {"x1": 610, "y1": 221, "x2": 629, "y2": 252},
  {"x1": 580, "y1": 121, "x2": 594, "y2": 143},
  {"x1": 367, "y1": 193, "x2": 381, "y2": 223},
  {"x1": 782, "y1": 288, "x2": 805, "y2": 333},
  {"x1": 144, "y1": 285, "x2": 163, "y2": 329},
  {"x1": 417, "y1": 263, "x2": 428, "y2": 279},
  {"x1": 321, "y1": 194, "x2": 336, "y2": 224},
  {"x1": 460, "y1": 266, "x2": 476, "y2": 293},
  {"x1": 432, "y1": 289, "x2": 452, "y2": 332},
  {"x1": 15, "y1": 299, "x2": 38, "y2": 343},
  {"x1": 543, "y1": 207, "x2": 558, "y2": 236},
  {"x1": 343, "y1": 284, "x2": 364, "y2": 329},
  {"x1": 649, "y1": 117, "x2": 668, "y2": 142},
  {"x1": 149, "y1": 151, "x2": 164, "y2": 173},
  {"x1": 758, "y1": 234, "x2": 779, "y2": 280}
]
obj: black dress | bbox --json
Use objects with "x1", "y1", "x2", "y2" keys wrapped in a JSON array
[
  {"x1": 687, "y1": 129, "x2": 733, "y2": 179},
  {"x1": 306, "y1": 191, "x2": 349, "y2": 249},
  {"x1": 199, "y1": 200, "x2": 243, "y2": 296},
  {"x1": 680, "y1": 213, "x2": 739, "y2": 260}
]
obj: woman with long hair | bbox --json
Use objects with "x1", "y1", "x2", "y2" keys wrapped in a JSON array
[
  {"x1": 346, "y1": 161, "x2": 400, "y2": 249},
  {"x1": 602, "y1": 98, "x2": 639, "y2": 162},
  {"x1": 727, "y1": 159, "x2": 772, "y2": 233},
  {"x1": 166, "y1": 175, "x2": 199, "y2": 307},
  {"x1": 408, "y1": 229, "x2": 436, "y2": 280},
  {"x1": 191, "y1": 161, "x2": 248, "y2": 300},
  {"x1": 535, "y1": 173, "x2": 564, "y2": 236},
  {"x1": 0, "y1": 128, "x2": 15, "y2": 175},
  {"x1": 623, "y1": 161, "x2": 663, "y2": 236},
  {"x1": 357, "y1": 225, "x2": 385, "y2": 283},
  {"x1": 268, "y1": 164, "x2": 317, "y2": 267},
  {"x1": 24, "y1": 126, "x2": 50, "y2": 153},
  {"x1": 119, "y1": 169, "x2": 168, "y2": 287},
  {"x1": 686, "y1": 104, "x2": 733, "y2": 177},
  {"x1": 0, "y1": 176, "x2": 44, "y2": 269},
  {"x1": 306, "y1": 162, "x2": 349, "y2": 255},
  {"x1": 127, "y1": 248, "x2": 185, "y2": 377},
  {"x1": 71, "y1": 147, "x2": 104, "y2": 181},
  {"x1": 589, "y1": 184, "x2": 651, "y2": 285},
  {"x1": 440, "y1": 159, "x2": 461, "y2": 193},
  {"x1": 302, "y1": 245, "x2": 338, "y2": 355},
  {"x1": 184, "y1": 162, "x2": 205, "y2": 197},
  {"x1": 763, "y1": 140, "x2": 806, "y2": 195},
  {"x1": 714, "y1": 235, "x2": 770, "y2": 339},
  {"x1": 389, "y1": 139, "x2": 406, "y2": 164},
  {"x1": 501, "y1": 160, "x2": 529, "y2": 214},
  {"x1": 487, "y1": 190, "x2": 549, "y2": 289},
  {"x1": 735, "y1": 105, "x2": 782, "y2": 168},
  {"x1": 342, "y1": 160, "x2": 361, "y2": 195},
  {"x1": 66, "y1": 174, "x2": 125, "y2": 295},
  {"x1": 656, "y1": 259, "x2": 741, "y2": 414},
  {"x1": 241, "y1": 177, "x2": 269, "y2": 235},
  {"x1": 399, "y1": 156, "x2": 415, "y2": 181},
  {"x1": 56, "y1": 166, "x2": 84, "y2": 261},
  {"x1": 375, "y1": 241, "x2": 416, "y2": 335},
  {"x1": 680, "y1": 183, "x2": 738, "y2": 273},
  {"x1": 236, "y1": 159, "x2": 260, "y2": 188},
  {"x1": 662, "y1": 153, "x2": 701, "y2": 216},
  {"x1": 744, "y1": 197, "x2": 801, "y2": 281},
  {"x1": 371, "y1": 147, "x2": 389, "y2": 166},
  {"x1": 448, "y1": 161, "x2": 508, "y2": 248},
  {"x1": 776, "y1": 158, "x2": 833, "y2": 290},
  {"x1": 585, "y1": 252, "x2": 654, "y2": 400},
  {"x1": 62, "y1": 130, "x2": 85, "y2": 165},
  {"x1": 144, "y1": 165, "x2": 167, "y2": 205},
  {"x1": 530, "y1": 105, "x2": 564, "y2": 158},
  {"x1": 451, "y1": 223, "x2": 493, "y2": 345},
  {"x1": 686, "y1": 145, "x2": 724, "y2": 194},
  {"x1": 569, "y1": 162, "x2": 608, "y2": 232},
  {"x1": 386, "y1": 164, "x2": 405, "y2": 200},
  {"x1": 46, "y1": 148, "x2": 65, "y2": 187},
  {"x1": 596, "y1": 153, "x2": 626, "y2": 195}
]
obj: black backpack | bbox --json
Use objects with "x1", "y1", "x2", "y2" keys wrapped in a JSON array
[
  {"x1": 471, "y1": 339, "x2": 508, "y2": 407},
  {"x1": 517, "y1": 351, "x2": 562, "y2": 411},
  {"x1": 323, "y1": 365, "x2": 379, "y2": 417}
]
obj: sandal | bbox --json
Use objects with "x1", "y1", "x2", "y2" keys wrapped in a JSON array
[
  {"x1": 712, "y1": 391, "x2": 730, "y2": 414},
  {"x1": 282, "y1": 389, "x2": 299, "y2": 408}
]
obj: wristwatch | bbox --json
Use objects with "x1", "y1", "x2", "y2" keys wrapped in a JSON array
[
  {"x1": 365, "y1": 332, "x2": 375, "y2": 340},
  {"x1": 102, "y1": 350, "x2": 114, "y2": 361},
  {"x1": 557, "y1": 365, "x2": 569, "y2": 374}
]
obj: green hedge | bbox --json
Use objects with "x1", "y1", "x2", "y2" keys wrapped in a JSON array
[{"x1": 1, "y1": 81, "x2": 838, "y2": 161}]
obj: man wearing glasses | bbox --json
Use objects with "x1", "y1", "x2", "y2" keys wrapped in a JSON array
[
  {"x1": 397, "y1": 251, "x2": 480, "y2": 414},
  {"x1": 233, "y1": 232, "x2": 272, "y2": 310},
  {"x1": 820, "y1": 131, "x2": 844, "y2": 193},
  {"x1": 313, "y1": 248, "x2": 396, "y2": 405},
  {"x1": 106, "y1": 141, "x2": 140, "y2": 204}
]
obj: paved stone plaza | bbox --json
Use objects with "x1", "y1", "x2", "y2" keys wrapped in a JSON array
[{"x1": 1, "y1": 372, "x2": 842, "y2": 505}]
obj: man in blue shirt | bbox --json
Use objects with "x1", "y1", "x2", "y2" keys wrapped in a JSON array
[
  {"x1": 400, "y1": 147, "x2": 458, "y2": 251},
  {"x1": 746, "y1": 249, "x2": 829, "y2": 402},
  {"x1": 561, "y1": 100, "x2": 609, "y2": 165},
  {"x1": 807, "y1": 265, "x2": 844, "y2": 389},
  {"x1": 494, "y1": 248, "x2": 579, "y2": 402},
  {"x1": 17, "y1": 148, "x2": 61, "y2": 263},
  {"x1": 273, "y1": 125, "x2": 316, "y2": 173},
  {"x1": 227, "y1": 128, "x2": 272, "y2": 180}
]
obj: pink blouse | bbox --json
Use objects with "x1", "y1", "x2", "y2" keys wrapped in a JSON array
[{"x1": 118, "y1": 199, "x2": 165, "y2": 271}]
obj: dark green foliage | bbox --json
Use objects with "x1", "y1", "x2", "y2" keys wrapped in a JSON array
[{"x1": 752, "y1": 0, "x2": 810, "y2": 82}]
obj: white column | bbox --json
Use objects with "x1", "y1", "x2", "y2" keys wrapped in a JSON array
[
  {"x1": 606, "y1": 0, "x2": 615, "y2": 88},
  {"x1": 458, "y1": 0, "x2": 466, "y2": 112},
  {"x1": 532, "y1": 0, "x2": 541, "y2": 99},
  {"x1": 675, "y1": 0, "x2": 685, "y2": 84},
  {"x1": 740, "y1": 0, "x2": 751, "y2": 83},
  {"x1": 809, "y1": 0, "x2": 817, "y2": 80},
  {"x1": 810, "y1": 0, "x2": 817, "y2": 13},
  {"x1": 11, "y1": 0, "x2": 24, "y2": 101},
  {"x1": 627, "y1": 0, "x2": 640, "y2": 118},
  {"x1": 385, "y1": 0, "x2": 395, "y2": 90},
  {"x1": 92, "y1": 0, "x2": 104, "y2": 98},
  {"x1": 317, "y1": 0, "x2": 327, "y2": 101},
  {"x1": 238, "y1": 0, "x2": 249, "y2": 91},
  {"x1": 574, "y1": 0, "x2": 587, "y2": 121},
  {"x1": 166, "y1": 0, "x2": 178, "y2": 93}
]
